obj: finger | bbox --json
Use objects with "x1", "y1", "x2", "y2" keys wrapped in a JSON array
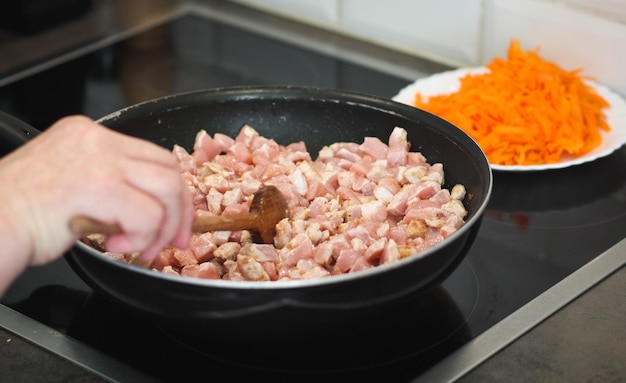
[
  {"x1": 97, "y1": 184, "x2": 163, "y2": 255},
  {"x1": 169, "y1": 181, "x2": 194, "y2": 250},
  {"x1": 56, "y1": 118, "x2": 192, "y2": 258},
  {"x1": 119, "y1": 159, "x2": 191, "y2": 247}
]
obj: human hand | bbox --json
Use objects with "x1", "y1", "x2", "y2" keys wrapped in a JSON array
[{"x1": 0, "y1": 115, "x2": 193, "y2": 272}]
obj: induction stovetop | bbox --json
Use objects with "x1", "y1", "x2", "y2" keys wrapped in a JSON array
[{"x1": 1, "y1": 6, "x2": 625, "y2": 383}]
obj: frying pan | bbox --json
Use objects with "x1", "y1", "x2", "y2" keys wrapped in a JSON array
[
  {"x1": 1, "y1": 86, "x2": 492, "y2": 330},
  {"x1": 0, "y1": 110, "x2": 40, "y2": 153}
]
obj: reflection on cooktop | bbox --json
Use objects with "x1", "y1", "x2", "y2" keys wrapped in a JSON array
[
  {"x1": 488, "y1": 148, "x2": 626, "y2": 216},
  {"x1": 9, "y1": 260, "x2": 478, "y2": 381},
  {"x1": 0, "y1": 14, "x2": 410, "y2": 132},
  {"x1": 160, "y1": 288, "x2": 471, "y2": 379},
  {"x1": 161, "y1": 265, "x2": 477, "y2": 374}
]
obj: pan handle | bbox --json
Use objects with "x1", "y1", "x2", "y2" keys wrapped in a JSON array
[{"x1": 0, "y1": 110, "x2": 40, "y2": 157}]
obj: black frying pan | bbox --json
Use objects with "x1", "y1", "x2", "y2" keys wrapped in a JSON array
[
  {"x1": 0, "y1": 110, "x2": 40, "y2": 154},
  {"x1": 1, "y1": 86, "x2": 492, "y2": 333}
]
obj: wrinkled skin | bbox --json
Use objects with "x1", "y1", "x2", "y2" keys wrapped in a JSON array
[{"x1": 0, "y1": 115, "x2": 194, "y2": 294}]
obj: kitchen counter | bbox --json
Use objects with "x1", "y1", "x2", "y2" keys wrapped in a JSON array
[
  {"x1": 1, "y1": 1, "x2": 625, "y2": 382},
  {"x1": 460, "y1": 263, "x2": 626, "y2": 383},
  {"x1": 0, "y1": 326, "x2": 111, "y2": 383},
  {"x1": 408, "y1": 235, "x2": 626, "y2": 383}
]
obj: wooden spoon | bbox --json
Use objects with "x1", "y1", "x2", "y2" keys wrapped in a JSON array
[{"x1": 69, "y1": 185, "x2": 290, "y2": 244}]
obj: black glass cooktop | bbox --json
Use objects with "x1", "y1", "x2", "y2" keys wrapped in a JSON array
[{"x1": 1, "y1": 11, "x2": 626, "y2": 383}]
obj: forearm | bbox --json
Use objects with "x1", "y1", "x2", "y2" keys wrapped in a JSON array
[
  {"x1": 0, "y1": 157, "x2": 36, "y2": 296},
  {"x1": 0, "y1": 208, "x2": 31, "y2": 296}
]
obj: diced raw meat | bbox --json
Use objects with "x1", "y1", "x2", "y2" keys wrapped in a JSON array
[{"x1": 103, "y1": 125, "x2": 467, "y2": 282}]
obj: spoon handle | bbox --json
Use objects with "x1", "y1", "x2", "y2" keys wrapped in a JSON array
[
  {"x1": 68, "y1": 214, "x2": 259, "y2": 236},
  {"x1": 69, "y1": 215, "x2": 122, "y2": 235},
  {"x1": 192, "y1": 213, "x2": 258, "y2": 233}
]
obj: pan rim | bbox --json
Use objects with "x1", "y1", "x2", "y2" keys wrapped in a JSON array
[{"x1": 75, "y1": 85, "x2": 492, "y2": 291}]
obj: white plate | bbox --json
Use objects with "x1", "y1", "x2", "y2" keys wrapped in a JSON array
[{"x1": 393, "y1": 67, "x2": 626, "y2": 171}]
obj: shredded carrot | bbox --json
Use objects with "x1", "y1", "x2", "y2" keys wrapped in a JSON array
[{"x1": 413, "y1": 40, "x2": 611, "y2": 166}]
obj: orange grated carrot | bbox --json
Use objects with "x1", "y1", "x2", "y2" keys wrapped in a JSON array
[{"x1": 413, "y1": 40, "x2": 611, "y2": 166}]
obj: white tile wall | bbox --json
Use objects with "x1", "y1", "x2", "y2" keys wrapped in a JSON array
[
  {"x1": 229, "y1": 0, "x2": 338, "y2": 28},
  {"x1": 228, "y1": 0, "x2": 626, "y2": 96},
  {"x1": 338, "y1": 0, "x2": 482, "y2": 67},
  {"x1": 566, "y1": 0, "x2": 626, "y2": 22}
]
